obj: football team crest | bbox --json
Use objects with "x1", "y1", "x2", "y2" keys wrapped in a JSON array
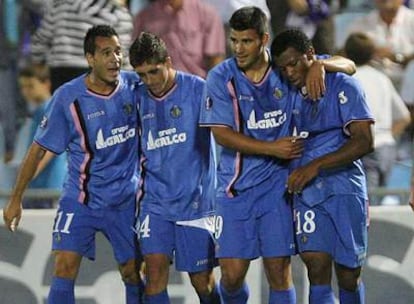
[
  {"x1": 170, "y1": 105, "x2": 182, "y2": 118},
  {"x1": 123, "y1": 103, "x2": 133, "y2": 115},
  {"x1": 273, "y1": 88, "x2": 283, "y2": 99}
]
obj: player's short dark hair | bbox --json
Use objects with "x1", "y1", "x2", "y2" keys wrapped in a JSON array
[
  {"x1": 271, "y1": 29, "x2": 313, "y2": 58},
  {"x1": 344, "y1": 32, "x2": 375, "y2": 66},
  {"x1": 18, "y1": 65, "x2": 50, "y2": 82},
  {"x1": 229, "y1": 6, "x2": 268, "y2": 37},
  {"x1": 129, "y1": 32, "x2": 169, "y2": 68},
  {"x1": 84, "y1": 25, "x2": 119, "y2": 55}
]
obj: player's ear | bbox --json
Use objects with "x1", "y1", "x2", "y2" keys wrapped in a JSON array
[
  {"x1": 85, "y1": 52, "x2": 94, "y2": 68},
  {"x1": 165, "y1": 56, "x2": 173, "y2": 68},
  {"x1": 261, "y1": 32, "x2": 270, "y2": 47}
]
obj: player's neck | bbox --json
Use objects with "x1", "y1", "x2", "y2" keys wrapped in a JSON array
[
  {"x1": 243, "y1": 51, "x2": 270, "y2": 83},
  {"x1": 85, "y1": 73, "x2": 118, "y2": 95}
]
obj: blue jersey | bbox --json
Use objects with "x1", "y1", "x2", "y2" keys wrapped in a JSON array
[
  {"x1": 29, "y1": 100, "x2": 67, "y2": 190},
  {"x1": 199, "y1": 57, "x2": 294, "y2": 197},
  {"x1": 292, "y1": 72, "x2": 374, "y2": 205},
  {"x1": 138, "y1": 71, "x2": 215, "y2": 221},
  {"x1": 34, "y1": 71, "x2": 140, "y2": 209}
]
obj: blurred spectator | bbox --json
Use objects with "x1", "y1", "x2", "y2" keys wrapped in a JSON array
[
  {"x1": 1, "y1": 0, "x2": 19, "y2": 163},
  {"x1": 17, "y1": 65, "x2": 67, "y2": 208},
  {"x1": 400, "y1": 60, "x2": 414, "y2": 132},
  {"x1": 0, "y1": 0, "x2": 50, "y2": 165},
  {"x1": 346, "y1": 0, "x2": 414, "y2": 90},
  {"x1": 203, "y1": 1, "x2": 270, "y2": 56},
  {"x1": 132, "y1": 0, "x2": 225, "y2": 78},
  {"x1": 267, "y1": 0, "x2": 347, "y2": 54},
  {"x1": 127, "y1": 0, "x2": 150, "y2": 15},
  {"x1": 30, "y1": 0, "x2": 133, "y2": 92},
  {"x1": 203, "y1": 0, "x2": 270, "y2": 27},
  {"x1": 344, "y1": 32, "x2": 410, "y2": 203}
]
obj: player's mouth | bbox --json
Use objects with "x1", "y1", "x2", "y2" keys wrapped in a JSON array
[
  {"x1": 289, "y1": 77, "x2": 301, "y2": 87},
  {"x1": 108, "y1": 67, "x2": 120, "y2": 76},
  {"x1": 236, "y1": 55, "x2": 248, "y2": 63}
]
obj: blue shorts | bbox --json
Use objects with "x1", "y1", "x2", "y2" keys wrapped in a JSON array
[
  {"x1": 137, "y1": 212, "x2": 217, "y2": 273},
  {"x1": 52, "y1": 199, "x2": 139, "y2": 264},
  {"x1": 294, "y1": 195, "x2": 368, "y2": 268},
  {"x1": 215, "y1": 178, "x2": 295, "y2": 259}
]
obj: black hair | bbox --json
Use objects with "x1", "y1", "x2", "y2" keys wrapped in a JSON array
[
  {"x1": 229, "y1": 6, "x2": 268, "y2": 37},
  {"x1": 83, "y1": 25, "x2": 119, "y2": 55},
  {"x1": 18, "y1": 65, "x2": 50, "y2": 82},
  {"x1": 271, "y1": 28, "x2": 313, "y2": 59},
  {"x1": 129, "y1": 32, "x2": 169, "y2": 68}
]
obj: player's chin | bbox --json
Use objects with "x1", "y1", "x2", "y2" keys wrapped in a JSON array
[{"x1": 106, "y1": 70, "x2": 120, "y2": 82}]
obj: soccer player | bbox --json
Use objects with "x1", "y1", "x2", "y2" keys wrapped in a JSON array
[
  {"x1": 3, "y1": 25, "x2": 143, "y2": 304},
  {"x1": 271, "y1": 28, "x2": 374, "y2": 304},
  {"x1": 199, "y1": 6, "x2": 357, "y2": 304},
  {"x1": 129, "y1": 32, "x2": 219, "y2": 304}
]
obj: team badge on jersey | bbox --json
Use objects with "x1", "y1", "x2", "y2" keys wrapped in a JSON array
[
  {"x1": 338, "y1": 91, "x2": 348, "y2": 104},
  {"x1": 40, "y1": 115, "x2": 48, "y2": 129},
  {"x1": 123, "y1": 103, "x2": 133, "y2": 115},
  {"x1": 273, "y1": 87, "x2": 283, "y2": 99},
  {"x1": 170, "y1": 105, "x2": 182, "y2": 118}
]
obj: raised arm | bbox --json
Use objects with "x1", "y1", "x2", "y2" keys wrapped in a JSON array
[
  {"x1": 211, "y1": 126, "x2": 303, "y2": 160},
  {"x1": 287, "y1": 120, "x2": 374, "y2": 193},
  {"x1": 3, "y1": 142, "x2": 48, "y2": 231}
]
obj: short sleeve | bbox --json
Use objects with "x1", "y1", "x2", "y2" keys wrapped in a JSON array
[
  {"x1": 34, "y1": 91, "x2": 71, "y2": 154},
  {"x1": 199, "y1": 69, "x2": 236, "y2": 129},
  {"x1": 335, "y1": 76, "x2": 374, "y2": 135}
]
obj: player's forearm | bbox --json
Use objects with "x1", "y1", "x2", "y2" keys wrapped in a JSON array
[
  {"x1": 310, "y1": 136, "x2": 373, "y2": 172},
  {"x1": 10, "y1": 142, "x2": 47, "y2": 202},
  {"x1": 211, "y1": 126, "x2": 274, "y2": 156},
  {"x1": 319, "y1": 56, "x2": 356, "y2": 75},
  {"x1": 34, "y1": 150, "x2": 56, "y2": 178}
]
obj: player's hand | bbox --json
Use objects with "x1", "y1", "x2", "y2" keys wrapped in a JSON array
[
  {"x1": 268, "y1": 136, "x2": 303, "y2": 159},
  {"x1": 306, "y1": 60, "x2": 326, "y2": 101},
  {"x1": 287, "y1": 161, "x2": 320, "y2": 194},
  {"x1": 3, "y1": 196, "x2": 23, "y2": 232}
]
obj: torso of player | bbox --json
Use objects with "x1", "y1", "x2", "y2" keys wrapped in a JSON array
[
  {"x1": 206, "y1": 59, "x2": 294, "y2": 194},
  {"x1": 43, "y1": 71, "x2": 140, "y2": 209},
  {"x1": 138, "y1": 72, "x2": 214, "y2": 221},
  {"x1": 292, "y1": 73, "x2": 371, "y2": 204}
]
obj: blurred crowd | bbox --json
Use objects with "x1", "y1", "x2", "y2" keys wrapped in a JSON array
[{"x1": 1, "y1": 0, "x2": 413, "y2": 207}]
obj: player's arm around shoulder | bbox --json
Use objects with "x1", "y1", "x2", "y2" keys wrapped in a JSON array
[
  {"x1": 211, "y1": 126, "x2": 303, "y2": 159},
  {"x1": 305, "y1": 55, "x2": 356, "y2": 101}
]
